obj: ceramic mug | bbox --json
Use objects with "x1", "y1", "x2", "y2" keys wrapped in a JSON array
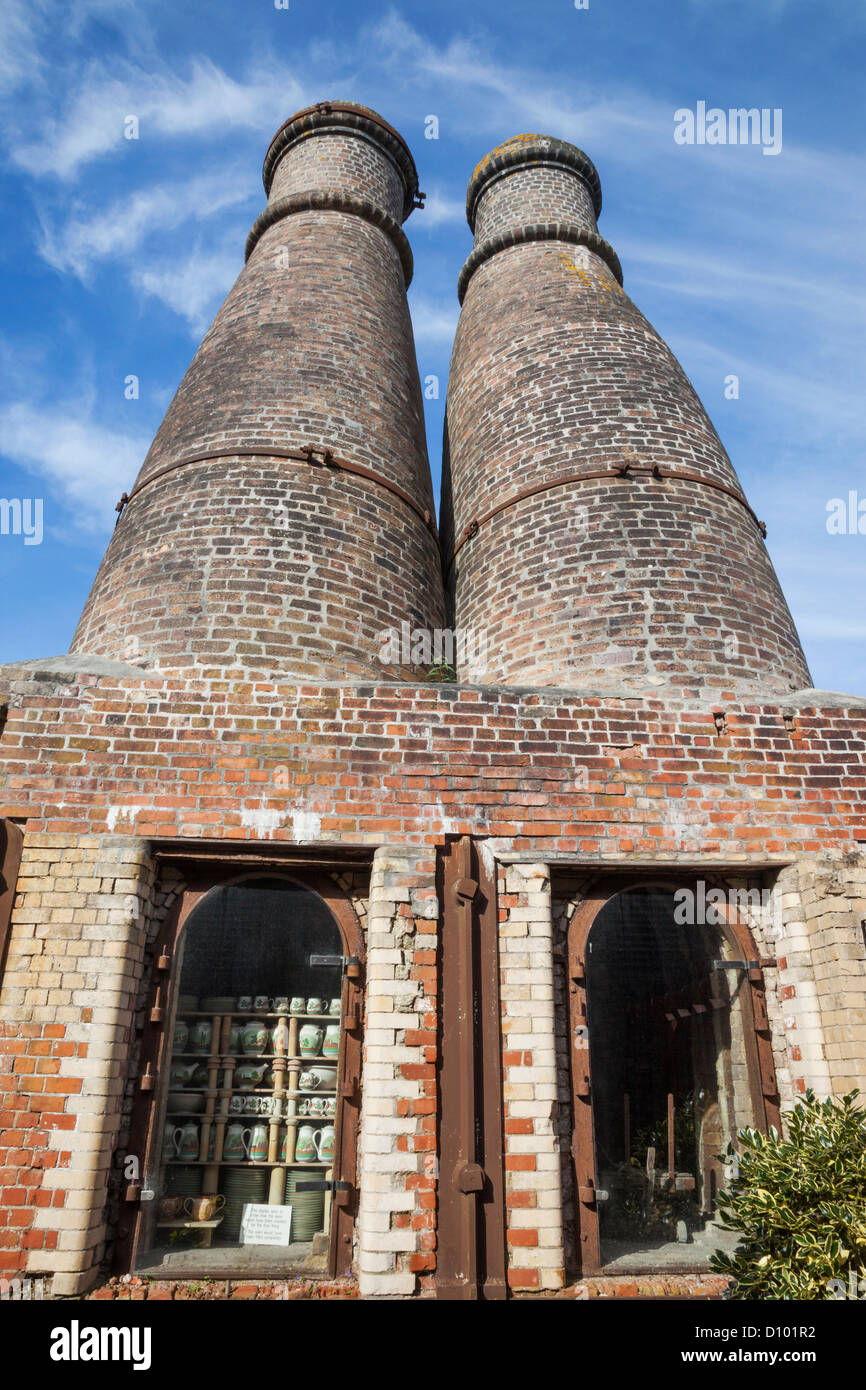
[
  {"x1": 223, "y1": 1122, "x2": 251, "y2": 1161},
  {"x1": 289, "y1": 996, "x2": 306, "y2": 1015},
  {"x1": 328, "y1": 998, "x2": 341, "y2": 1016},
  {"x1": 309, "y1": 1096, "x2": 326, "y2": 1118},
  {"x1": 158, "y1": 1194, "x2": 184, "y2": 1220},
  {"x1": 295, "y1": 1124, "x2": 322, "y2": 1162},
  {"x1": 172, "y1": 1019, "x2": 189, "y2": 1051},
  {"x1": 237, "y1": 996, "x2": 253, "y2": 1011},
  {"x1": 229, "y1": 1095, "x2": 244, "y2": 1115},
  {"x1": 297, "y1": 1098, "x2": 311, "y2": 1116},
  {"x1": 184, "y1": 1194, "x2": 226, "y2": 1222},
  {"x1": 254, "y1": 995, "x2": 270, "y2": 1012},
  {"x1": 299, "y1": 1024, "x2": 323, "y2": 1058},
  {"x1": 273, "y1": 996, "x2": 290, "y2": 1013},
  {"x1": 306, "y1": 997, "x2": 325, "y2": 1016},
  {"x1": 323, "y1": 1024, "x2": 340, "y2": 1059}
]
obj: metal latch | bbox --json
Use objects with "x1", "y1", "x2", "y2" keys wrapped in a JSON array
[{"x1": 309, "y1": 954, "x2": 361, "y2": 978}]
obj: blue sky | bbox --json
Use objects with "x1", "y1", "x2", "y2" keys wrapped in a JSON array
[{"x1": 0, "y1": 0, "x2": 863, "y2": 692}]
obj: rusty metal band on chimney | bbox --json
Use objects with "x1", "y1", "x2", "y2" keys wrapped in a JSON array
[
  {"x1": 114, "y1": 445, "x2": 438, "y2": 538},
  {"x1": 245, "y1": 190, "x2": 414, "y2": 287},
  {"x1": 445, "y1": 463, "x2": 767, "y2": 574}
]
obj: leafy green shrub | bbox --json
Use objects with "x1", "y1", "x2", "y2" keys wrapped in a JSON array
[{"x1": 710, "y1": 1089, "x2": 866, "y2": 1299}]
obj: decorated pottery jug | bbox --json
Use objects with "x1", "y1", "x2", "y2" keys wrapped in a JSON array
[
  {"x1": 177, "y1": 1121, "x2": 200, "y2": 1162},
  {"x1": 299, "y1": 1024, "x2": 323, "y2": 1058},
  {"x1": 162, "y1": 1123, "x2": 179, "y2": 1161},
  {"x1": 323, "y1": 1024, "x2": 340, "y2": 1059},
  {"x1": 190, "y1": 1019, "x2": 212, "y2": 1054},
  {"x1": 248, "y1": 1121, "x2": 269, "y2": 1163},
  {"x1": 172, "y1": 1019, "x2": 189, "y2": 1051},
  {"x1": 223, "y1": 1122, "x2": 251, "y2": 1161},
  {"x1": 229, "y1": 1023, "x2": 242, "y2": 1052},
  {"x1": 295, "y1": 1124, "x2": 322, "y2": 1162},
  {"x1": 235, "y1": 1062, "x2": 268, "y2": 1091},
  {"x1": 169, "y1": 1061, "x2": 198, "y2": 1086},
  {"x1": 319, "y1": 1124, "x2": 335, "y2": 1164},
  {"x1": 242, "y1": 1019, "x2": 268, "y2": 1055}
]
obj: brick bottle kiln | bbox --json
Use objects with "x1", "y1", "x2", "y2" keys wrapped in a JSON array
[{"x1": 1, "y1": 104, "x2": 864, "y2": 1301}]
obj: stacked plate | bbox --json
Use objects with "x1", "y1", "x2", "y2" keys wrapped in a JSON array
[
  {"x1": 283, "y1": 1171, "x2": 325, "y2": 1243},
  {"x1": 163, "y1": 1165, "x2": 202, "y2": 1199},
  {"x1": 221, "y1": 1167, "x2": 268, "y2": 1243}
]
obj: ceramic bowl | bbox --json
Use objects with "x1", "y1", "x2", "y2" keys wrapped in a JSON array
[{"x1": 166, "y1": 1090, "x2": 204, "y2": 1114}]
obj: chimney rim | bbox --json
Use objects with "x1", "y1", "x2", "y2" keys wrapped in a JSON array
[
  {"x1": 263, "y1": 100, "x2": 421, "y2": 221},
  {"x1": 466, "y1": 133, "x2": 603, "y2": 231}
]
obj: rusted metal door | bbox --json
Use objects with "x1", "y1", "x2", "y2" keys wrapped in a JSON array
[
  {"x1": 0, "y1": 819, "x2": 24, "y2": 983},
  {"x1": 437, "y1": 835, "x2": 507, "y2": 1300}
]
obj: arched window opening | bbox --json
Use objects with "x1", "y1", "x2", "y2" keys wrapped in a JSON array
[{"x1": 130, "y1": 875, "x2": 358, "y2": 1279}]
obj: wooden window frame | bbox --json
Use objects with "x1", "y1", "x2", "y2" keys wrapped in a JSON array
[{"x1": 114, "y1": 866, "x2": 364, "y2": 1280}]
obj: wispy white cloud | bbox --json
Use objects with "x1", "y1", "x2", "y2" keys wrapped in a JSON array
[
  {"x1": 0, "y1": 401, "x2": 149, "y2": 533},
  {"x1": 415, "y1": 187, "x2": 465, "y2": 229},
  {"x1": 408, "y1": 293, "x2": 460, "y2": 347},
  {"x1": 11, "y1": 57, "x2": 306, "y2": 180},
  {"x1": 131, "y1": 243, "x2": 243, "y2": 337},
  {"x1": 39, "y1": 168, "x2": 257, "y2": 279}
]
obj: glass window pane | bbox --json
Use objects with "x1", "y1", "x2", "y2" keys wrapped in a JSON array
[
  {"x1": 135, "y1": 877, "x2": 346, "y2": 1278},
  {"x1": 586, "y1": 887, "x2": 760, "y2": 1271}
]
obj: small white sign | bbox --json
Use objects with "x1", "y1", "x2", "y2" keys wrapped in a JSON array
[{"x1": 240, "y1": 1203, "x2": 293, "y2": 1246}]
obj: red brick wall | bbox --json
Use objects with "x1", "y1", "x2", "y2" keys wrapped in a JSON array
[
  {"x1": 1, "y1": 672, "x2": 862, "y2": 851},
  {"x1": 0, "y1": 1020, "x2": 79, "y2": 1275}
]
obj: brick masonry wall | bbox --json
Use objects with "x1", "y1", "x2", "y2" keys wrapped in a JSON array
[
  {"x1": 442, "y1": 142, "x2": 811, "y2": 696},
  {"x1": 72, "y1": 107, "x2": 443, "y2": 679},
  {"x1": 356, "y1": 847, "x2": 438, "y2": 1296},
  {"x1": 1, "y1": 670, "x2": 862, "y2": 854},
  {"x1": 1, "y1": 665, "x2": 864, "y2": 1293},
  {"x1": 0, "y1": 833, "x2": 153, "y2": 1294},
  {"x1": 498, "y1": 861, "x2": 565, "y2": 1290}
]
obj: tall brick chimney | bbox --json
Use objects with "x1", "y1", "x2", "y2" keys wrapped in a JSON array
[
  {"x1": 441, "y1": 134, "x2": 811, "y2": 696},
  {"x1": 72, "y1": 102, "x2": 445, "y2": 679}
]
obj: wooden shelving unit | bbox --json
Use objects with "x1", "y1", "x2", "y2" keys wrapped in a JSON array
[{"x1": 164, "y1": 1009, "x2": 340, "y2": 1210}]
